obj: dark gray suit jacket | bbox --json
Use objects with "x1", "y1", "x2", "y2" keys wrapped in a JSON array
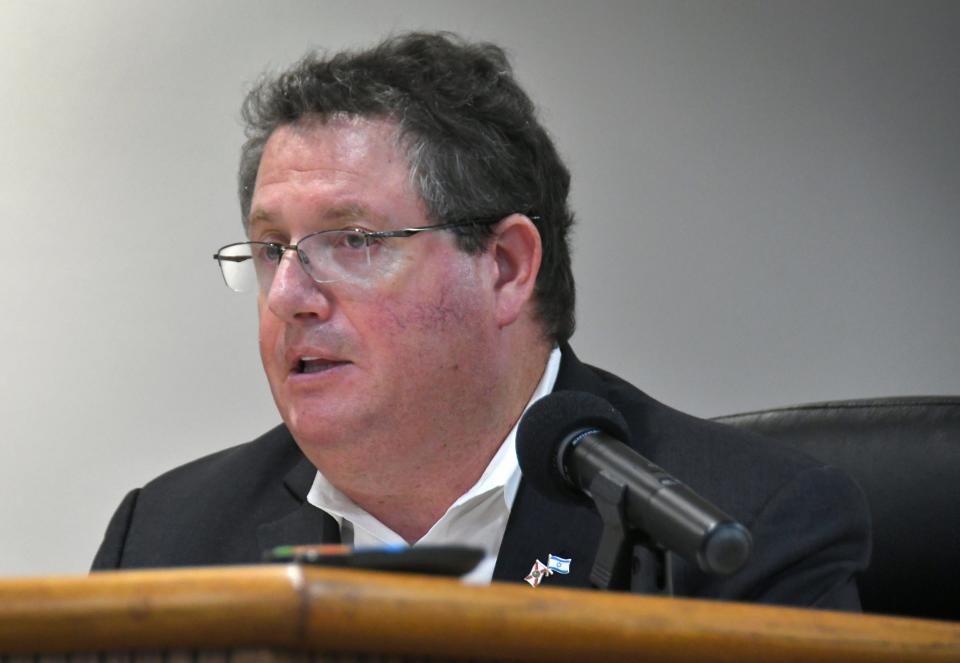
[{"x1": 92, "y1": 346, "x2": 870, "y2": 609}]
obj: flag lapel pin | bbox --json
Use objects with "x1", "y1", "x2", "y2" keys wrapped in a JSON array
[
  {"x1": 547, "y1": 554, "x2": 572, "y2": 575},
  {"x1": 524, "y1": 559, "x2": 551, "y2": 587},
  {"x1": 525, "y1": 554, "x2": 572, "y2": 587}
]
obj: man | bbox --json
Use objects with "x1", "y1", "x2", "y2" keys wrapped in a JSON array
[{"x1": 93, "y1": 32, "x2": 869, "y2": 608}]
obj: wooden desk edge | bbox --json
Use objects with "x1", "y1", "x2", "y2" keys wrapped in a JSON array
[{"x1": 0, "y1": 565, "x2": 955, "y2": 662}]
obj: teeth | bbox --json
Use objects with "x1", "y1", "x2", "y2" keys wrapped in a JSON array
[{"x1": 298, "y1": 356, "x2": 338, "y2": 374}]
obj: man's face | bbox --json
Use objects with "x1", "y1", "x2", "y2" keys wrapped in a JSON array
[{"x1": 251, "y1": 117, "x2": 500, "y2": 469}]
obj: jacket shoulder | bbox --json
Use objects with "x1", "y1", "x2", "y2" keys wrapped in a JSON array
[
  {"x1": 93, "y1": 424, "x2": 312, "y2": 569},
  {"x1": 141, "y1": 424, "x2": 305, "y2": 495}
]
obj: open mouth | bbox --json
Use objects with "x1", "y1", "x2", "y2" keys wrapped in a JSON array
[{"x1": 297, "y1": 357, "x2": 348, "y2": 375}]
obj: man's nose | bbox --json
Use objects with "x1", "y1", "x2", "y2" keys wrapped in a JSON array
[{"x1": 263, "y1": 250, "x2": 333, "y2": 322}]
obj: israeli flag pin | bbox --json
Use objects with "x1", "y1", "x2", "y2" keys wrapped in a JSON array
[{"x1": 547, "y1": 554, "x2": 571, "y2": 575}]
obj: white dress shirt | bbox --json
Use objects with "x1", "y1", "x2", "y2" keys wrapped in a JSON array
[{"x1": 306, "y1": 347, "x2": 561, "y2": 584}]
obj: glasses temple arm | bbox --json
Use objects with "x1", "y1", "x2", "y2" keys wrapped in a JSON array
[{"x1": 213, "y1": 254, "x2": 251, "y2": 262}]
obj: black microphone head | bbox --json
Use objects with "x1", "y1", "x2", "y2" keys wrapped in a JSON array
[{"x1": 516, "y1": 391, "x2": 631, "y2": 503}]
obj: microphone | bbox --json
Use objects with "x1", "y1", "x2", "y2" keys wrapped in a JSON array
[{"x1": 517, "y1": 391, "x2": 751, "y2": 576}]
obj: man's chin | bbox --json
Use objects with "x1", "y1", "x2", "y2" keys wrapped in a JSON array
[{"x1": 280, "y1": 403, "x2": 367, "y2": 452}]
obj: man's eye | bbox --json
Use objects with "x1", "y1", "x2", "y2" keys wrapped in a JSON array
[
  {"x1": 338, "y1": 232, "x2": 369, "y2": 250},
  {"x1": 254, "y1": 243, "x2": 284, "y2": 262}
]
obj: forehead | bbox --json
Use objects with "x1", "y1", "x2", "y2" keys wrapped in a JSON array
[{"x1": 250, "y1": 116, "x2": 422, "y2": 227}]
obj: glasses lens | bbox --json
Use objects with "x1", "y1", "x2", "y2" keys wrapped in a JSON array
[
  {"x1": 216, "y1": 230, "x2": 389, "y2": 293},
  {"x1": 216, "y1": 243, "x2": 259, "y2": 293},
  {"x1": 298, "y1": 230, "x2": 374, "y2": 283}
]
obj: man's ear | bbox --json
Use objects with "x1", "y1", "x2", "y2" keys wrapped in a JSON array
[{"x1": 490, "y1": 214, "x2": 542, "y2": 328}]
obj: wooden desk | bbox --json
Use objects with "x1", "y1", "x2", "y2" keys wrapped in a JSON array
[{"x1": 1, "y1": 566, "x2": 958, "y2": 662}]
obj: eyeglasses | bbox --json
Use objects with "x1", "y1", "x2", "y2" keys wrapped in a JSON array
[{"x1": 212, "y1": 216, "x2": 506, "y2": 293}]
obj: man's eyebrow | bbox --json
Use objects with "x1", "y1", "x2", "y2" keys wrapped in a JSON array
[
  {"x1": 248, "y1": 209, "x2": 273, "y2": 228},
  {"x1": 321, "y1": 203, "x2": 382, "y2": 226},
  {"x1": 248, "y1": 203, "x2": 385, "y2": 229}
]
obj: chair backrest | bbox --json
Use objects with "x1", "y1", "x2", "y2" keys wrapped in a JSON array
[{"x1": 714, "y1": 396, "x2": 960, "y2": 621}]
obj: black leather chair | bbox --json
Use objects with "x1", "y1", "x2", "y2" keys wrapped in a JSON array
[{"x1": 714, "y1": 396, "x2": 960, "y2": 621}]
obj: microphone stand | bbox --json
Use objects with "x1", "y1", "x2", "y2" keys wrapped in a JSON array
[{"x1": 587, "y1": 470, "x2": 674, "y2": 595}]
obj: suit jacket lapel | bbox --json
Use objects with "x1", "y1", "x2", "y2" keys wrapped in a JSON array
[
  {"x1": 493, "y1": 479, "x2": 601, "y2": 588},
  {"x1": 493, "y1": 345, "x2": 609, "y2": 589},
  {"x1": 256, "y1": 454, "x2": 341, "y2": 555}
]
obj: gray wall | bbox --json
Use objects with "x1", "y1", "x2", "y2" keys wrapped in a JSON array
[{"x1": 1, "y1": 1, "x2": 957, "y2": 575}]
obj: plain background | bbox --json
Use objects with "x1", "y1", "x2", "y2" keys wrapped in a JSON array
[{"x1": 1, "y1": 1, "x2": 957, "y2": 576}]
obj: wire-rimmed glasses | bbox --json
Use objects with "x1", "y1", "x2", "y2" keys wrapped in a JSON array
[{"x1": 212, "y1": 216, "x2": 506, "y2": 293}]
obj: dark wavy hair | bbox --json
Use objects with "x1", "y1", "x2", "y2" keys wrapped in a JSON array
[{"x1": 238, "y1": 32, "x2": 576, "y2": 343}]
